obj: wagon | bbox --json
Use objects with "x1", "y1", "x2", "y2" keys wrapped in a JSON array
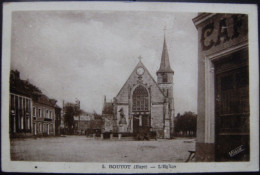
[{"x1": 135, "y1": 127, "x2": 157, "y2": 141}]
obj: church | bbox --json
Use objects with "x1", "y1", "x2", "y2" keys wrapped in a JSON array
[{"x1": 102, "y1": 36, "x2": 175, "y2": 139}]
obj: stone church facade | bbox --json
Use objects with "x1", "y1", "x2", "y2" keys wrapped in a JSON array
[{"x1": 103, "y1": 37, "x2": 174, "y2": 139}]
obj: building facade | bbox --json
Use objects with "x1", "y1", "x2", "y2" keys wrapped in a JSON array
[
  {"x1": 73, "y1": 112, "x2": 94, "y2": 135},
  {"x1": 10, "y1": 93, "x2": 33, "y2": 137},
  {"x1": 193, "y1": 13, "x2": 249, "y2": 161},
  {"x1": 10, "y1": 70, "x2": 58, "y2": 137},
  {"x1": 10, "y1": 70, "x2": 34, "y2": 137},
  {"x1": 103, "y1": 36, "x2": 175, "y2": 138},
  {"x1": 32, "y1": 95, "x2": 56, "y2": 136}
]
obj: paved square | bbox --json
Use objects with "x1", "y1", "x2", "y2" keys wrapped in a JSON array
[{"x1": 11, "y1": 136, "x2": 195, "y2": 162}]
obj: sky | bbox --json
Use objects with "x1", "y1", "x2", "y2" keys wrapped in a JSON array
[{"x1": 11, "y1": 10, "x2": 198, "y2": 115}]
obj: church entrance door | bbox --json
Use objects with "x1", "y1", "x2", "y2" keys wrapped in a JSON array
[
  {"x1": 132, "y1": 85, "x2": 150, "y2": 134},
  {"x1": 133, "y1": 114, "x2": 150, "y2": 134}
]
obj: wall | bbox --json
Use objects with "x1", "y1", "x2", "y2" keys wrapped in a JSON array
[
  {"x1": 151, "y1": 104, "x2": 164, "y2": 138},
  {"x1": 32, "y1": 102, "x2": 55, "y2": 136},
  {"x1": 9, "y1": 93, "x2": 33, "y2": 136},
  {"x1": 193, "y1": 13, "x2": 248, "y2": 161}
]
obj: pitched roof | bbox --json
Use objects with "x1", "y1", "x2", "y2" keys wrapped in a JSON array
[
  {"x1": 34, "y1": 94, "x2": 56, "y2": 107},
  {"x1": 10, "y1": 70, "x2": 42, "y2": 97},
  {"x1": 156, "y1": 36, "x2": 174, "y2": 74},
  {"x1": 115, "y1": 60, "x2": 166, "y2": 101},
  {"x1": 102, "y1": 102, "x2": 113, "y2": 115},
  {"x1": 10, "y1": 70, "x2": 57, "y2": 107}
]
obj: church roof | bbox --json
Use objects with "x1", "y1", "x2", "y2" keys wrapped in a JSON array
[
  {"x1": 115, "y1": 60, "x2": 166, "y2": 101},
  {"x1": 156, "y1": 36, "x2": 174, "y2": 74}
]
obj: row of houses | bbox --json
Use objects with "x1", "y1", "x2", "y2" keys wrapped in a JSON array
[
  {"x1": 9, "y1": 68, "x2": 104, "y2": 138},
  {"x1": 9, "y1": 70, "x2": 62, "y2": 137}
]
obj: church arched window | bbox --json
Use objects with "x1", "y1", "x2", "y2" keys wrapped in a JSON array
[{"x1": 132, "y1": 85, "x2": 149, "y2": 111}]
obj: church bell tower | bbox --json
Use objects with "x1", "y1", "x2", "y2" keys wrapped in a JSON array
[{"x1": 156, "y1": 35, "x2": 175, "y2": 137}]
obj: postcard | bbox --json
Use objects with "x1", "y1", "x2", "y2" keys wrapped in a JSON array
[{"x1": 1, "y1": 1, "x2": 259, "y2": 173}]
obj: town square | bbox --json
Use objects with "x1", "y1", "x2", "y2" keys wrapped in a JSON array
[{"x1": 11, "y1": 136, "x2": 195, "y2": 162}]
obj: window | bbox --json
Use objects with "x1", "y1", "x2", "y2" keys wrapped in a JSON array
[
  {"x1": 33, "y1": 107, "x2": 36, "y2": 116},
  {"x1": 162, "y1": 73, "x2": 168, "y2": 83},
  {"x1": 10, "y1": 94, "x2": 15, "y2": 110},
  {"x1": 43, "y1": 124, "x2": 47, "y2": 133},
  {"x1": 23, "y1": 98, "x2": 25, "y2": 113},
  {"x1": 42, "y1": 108, "x2": 45, "y2": 118},
  {"x1": 132, "y1": 85, "x2": 149, "y2": 111},
  {"x1": 21, "y1": 116, "x2": 24, "y2": 129},
  {"x1": 27, "y1": 117, "x2": 30, "y2": 129},
  {"x1": 50, "y1": 124, "x2": 53, "y2": 132},
  {"x1": 25, "y1": 99, "x2": 28, "y2": 112},
  {"x1": 33, "y1": 123, "x2": 36, "y2": 135},
  {"x1": 19, "y1": 97, "x2": 22, "y2": 111},
  {"x1": 38, "y1": 109, "x2": 41, "y2": 117},
  {"x1": 39, "y1": 123, "x2": 42, "y2": 132},
  {"x1": 15, "y1": 95, "x2": 18, "y2": 111},
  {"x1": 49, "y1": 111, "x2": 52, "y2": 119},
  {"x1": 46, "y1": 110, "x2": 49, "y2": 118},
  {"x1": 28, "y1": 100, "x2": 31, "y2": 113}
]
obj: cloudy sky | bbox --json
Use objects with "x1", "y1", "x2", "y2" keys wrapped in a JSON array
[{"x1": 11, "y1": 10, "x2": 198, "y2": 115}]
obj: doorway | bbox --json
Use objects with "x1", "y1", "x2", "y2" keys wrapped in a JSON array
[
  {"x1": 133, "y1": 114, "x2": 150, "y2": 134},
  {"x1": 214, "y1": 49, "x2": 249, "y2": 161},
  {"x1": 132, "y1": 85, "x2": 150, "y2": 134},
  {"x1": 47, "y1": 124, "x2": 50, "y2": 135}
]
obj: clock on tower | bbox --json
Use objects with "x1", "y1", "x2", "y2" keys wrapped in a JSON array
[{"x1": 136, "y1": 67, "x2": 144, "y2": 76}]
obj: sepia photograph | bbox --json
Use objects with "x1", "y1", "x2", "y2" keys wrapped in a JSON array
[{"x1": 1, "y1": 1, "x2": 259, "y2": 173}]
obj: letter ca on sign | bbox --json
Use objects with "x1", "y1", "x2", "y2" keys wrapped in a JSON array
[{"x1": 201, "y1": 14, "x2": 248, "y2": 51}]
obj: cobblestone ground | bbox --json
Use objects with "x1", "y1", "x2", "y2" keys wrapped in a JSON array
[{"x1": 10, "y1": 136, "x2": 195, "y2": 162}]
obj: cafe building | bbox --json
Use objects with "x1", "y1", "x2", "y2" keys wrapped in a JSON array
[{"x1": 193, "y1": 13, "x2": 249, "y2": 161}]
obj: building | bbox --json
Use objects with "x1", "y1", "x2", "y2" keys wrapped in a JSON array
[
  {"x1": 73, "y1": 111, "x2": 94, "y2": 135},
  {"x1": 32, "y1": 95, "x2": 56, "y2": 136},
  {"x1": 9, "y1": 70, "x2": 34, "y2": 137},
  {"x1": 103, "y1": 36, "x2": 175, "y2": 138},
  {"x1": 10, "y1": 70, "x2": 58, "y2": 137},
  {"x1": 193, "y1": 13, "x2": 249, "y2": 161}
]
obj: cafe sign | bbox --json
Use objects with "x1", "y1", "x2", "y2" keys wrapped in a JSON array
[{"x1": 201, "y1": 14, "x2": 248, "y2": 51}]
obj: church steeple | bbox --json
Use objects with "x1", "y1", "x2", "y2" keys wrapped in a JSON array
[
  {"x1": 156, "y1": 36, "x2": 174, "y2": 75},
  {"x1": 156, "y1": 33, "x2": 175, "y2": 138},
  {"x1": 157, "y1": 34, "x2": 174, "y2": 86}
]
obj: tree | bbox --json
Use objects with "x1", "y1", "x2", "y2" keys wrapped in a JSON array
[
  {"x1": 174, "y1": 111, "x2": 197, "y2": 137},
  {"x1": 91, "y1": 112, "x2": 104, "y2": 130},
  {"x1": 63, "y1": 103, "x2": 82, "y2": 134}
]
